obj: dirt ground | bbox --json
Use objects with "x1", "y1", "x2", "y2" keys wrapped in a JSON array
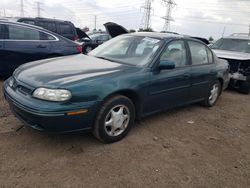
[{"x1": 0, "y1": 80, "x2": 250, "y2": 188}]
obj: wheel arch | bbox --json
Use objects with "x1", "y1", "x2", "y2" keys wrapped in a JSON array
[
  {"x1": 102, "y1": 89, "x2": 142, "y2": 119},
  {"x1": 217, "y1": 77, "x2": 224, "y2": 94}
]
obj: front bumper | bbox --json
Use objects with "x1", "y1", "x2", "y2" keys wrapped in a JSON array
[{"x1": 3, "y1": 81, "x2": 100, "y2": 133}]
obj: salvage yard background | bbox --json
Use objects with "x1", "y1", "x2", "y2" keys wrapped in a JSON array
[{"x1": 0, "y1": 80, "x2": 250, "y2": 187}]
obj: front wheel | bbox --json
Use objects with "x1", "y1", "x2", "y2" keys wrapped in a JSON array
[
  {"x1": 202, "y1": 80, "x2": 221, "y2": 107},
  {"x1": 93, "y1": 95, "x2": 135, "y2": 143}
]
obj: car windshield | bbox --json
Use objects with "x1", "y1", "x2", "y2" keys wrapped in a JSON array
[
  {"x1": 211, "y1": 38, "x2": 250, "y2": 53},
  {"x1": 89, "y1": 35, "x2": 163, "y2": 66}
]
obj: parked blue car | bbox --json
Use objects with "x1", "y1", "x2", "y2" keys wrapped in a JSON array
[
  {"x1": 0, "y1": 21, "x2": 82, "y2": 76},
  {"x1": 4, "y1": 32, "x2": 229, "y2": 143}
]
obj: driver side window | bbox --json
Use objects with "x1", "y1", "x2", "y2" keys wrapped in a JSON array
[{"x1": 160, "y1": 40, "x2": 187, "y2": 68}]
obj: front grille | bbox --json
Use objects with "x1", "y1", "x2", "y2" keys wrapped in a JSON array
[
  {"x1": 10, "y1": 77, "x2": 33, "y2": 95},
  {"x1": 17, "y1": 85, "x2": 32, "y2": 95}
]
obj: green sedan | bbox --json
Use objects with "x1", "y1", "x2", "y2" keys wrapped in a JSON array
[{"x1": 3, "y1": 32, "x2": 230, "y2": 143}]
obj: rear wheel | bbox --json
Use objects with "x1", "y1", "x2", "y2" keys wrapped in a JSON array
[
  {"x1": 202, "y1": 80, "x2": 221, "y2": 107},
  {"x1": 239, "y1": 82, "x2": 250, "y2": 94},
  {"x1": 93, "y1": 95, "x2": 135, "y2": 143}
]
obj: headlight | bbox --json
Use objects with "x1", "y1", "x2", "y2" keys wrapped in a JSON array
[{"x1": 33, "y1": 88, "x2": 72, "y2": 102}]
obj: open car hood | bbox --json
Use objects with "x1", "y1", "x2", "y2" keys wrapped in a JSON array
[
  {"x1": 104, "y1": 22, "x2": 128, "y2": 38},
  {"x1": 76, "y1": 28, "x2": 90, "y2": 39}
]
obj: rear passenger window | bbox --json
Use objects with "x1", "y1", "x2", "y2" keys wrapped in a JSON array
[
  {"x1": 40, "y1": 32, "x2": 56, "y2": 40},
  {"x1": 59, "y1": 23, "x2": 72, "y2": 34},
  {"x1": 188, "y1": 41, "x2": 209, "y2": 65},
  {"x1": 8, "y1": 25, "x2": 40, "y2": 40},
  {"x1": 38, "y1": 21, "x2": 56, "y2": 32}
]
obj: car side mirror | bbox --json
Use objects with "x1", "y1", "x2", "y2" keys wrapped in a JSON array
[{"x1": 159, "y1": 60, "x2": 175, "y2": 70}]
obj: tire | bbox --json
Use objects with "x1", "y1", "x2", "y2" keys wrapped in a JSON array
[
  {"x1": 239, "y1": 82, "x2": 250, "y2": 94},
  {"x1": 202, "y1": 80, "x2": 221, "y2": 107},
  {"x1": 93, "y1": 95, "x2": 135, "y2": 143}
]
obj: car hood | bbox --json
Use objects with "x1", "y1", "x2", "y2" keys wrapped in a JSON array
[
  {"x1": 213, "y1": 49, "x2": 250, "y2": 60},
  {"x1": 104, "y1": 22, "x2": 128, "y2": 38},
  {"x1": 14, "y1": 54, "x2": 135, "y2": 87},
  {"x1": 76, "y1": 27, "x2": 90, "y2": 39}
]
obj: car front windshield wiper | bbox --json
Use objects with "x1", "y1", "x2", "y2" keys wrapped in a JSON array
[
  {"x1": 96, "y1": 56, "x2": 115, "y2": 62},
  {"x1": 95, "y1": 56, "x2": 135, "y2": 66}
]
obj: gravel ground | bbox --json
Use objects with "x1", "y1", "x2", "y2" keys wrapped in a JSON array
[{"x1": 0, "y1": 80, "x2": 250, "y2": 188}]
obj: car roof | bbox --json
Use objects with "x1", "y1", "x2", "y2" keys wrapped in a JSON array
[
  {"x1": 17, "y1": 17, "x2": 74, "y2": 25},
  {"x1": 125, "y1": 32, "x2": 184, "y2": 40},
  {"x1": 0, "y1": 20, "x2": 48, "y2": 30}
]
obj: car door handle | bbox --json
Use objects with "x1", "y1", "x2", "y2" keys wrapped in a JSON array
[{"x1": 37, "y1": 45, "x2": 47, "y2": 48}]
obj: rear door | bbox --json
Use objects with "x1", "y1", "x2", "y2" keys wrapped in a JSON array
[
  {"x1": 187, "y1": 40, "x2": 217, "y2": 101},
  {"x1": 4, "y1": 23, "x2": 52, "y2": 71}
]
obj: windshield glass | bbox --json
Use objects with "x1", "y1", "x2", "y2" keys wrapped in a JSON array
[
  {"x1": 211, "y1": 38, "x2": 250, "y2": 53},
  {"x1": 89, "y1": 35, "x2": 163, "y2": 66}
]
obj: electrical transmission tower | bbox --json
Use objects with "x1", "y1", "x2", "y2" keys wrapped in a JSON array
[
  {"x1": 20, "y1": 0, "x2": 24, "y2": 17},
  {"x1": 140, "y1": 0, "x2": 153, "y2": 30},
  {"x1": 35, "y1": 2, "x2": 43, "y2": 17},
  {"x1": 162, "y1": 0, "x2": 176, "y2": 31}
]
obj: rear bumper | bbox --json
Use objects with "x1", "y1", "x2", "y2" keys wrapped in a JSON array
[{"x1": 3, "y1": 82, "x2": 99, "y2": 133}]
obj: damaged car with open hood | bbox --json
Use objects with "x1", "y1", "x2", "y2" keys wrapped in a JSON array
[{"x1": 212, "y1": 34, "x2": 250, "y2": 94}]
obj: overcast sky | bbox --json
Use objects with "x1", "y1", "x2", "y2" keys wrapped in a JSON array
[{"x1": 0, "y1": 0, "x2": 250, "y2": 39}]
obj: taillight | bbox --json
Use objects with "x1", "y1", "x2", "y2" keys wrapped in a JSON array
[
  {"x1": 76, "y1": 45, "x2": 82, "y2": 53},
  {"x1": 73, "y1": 36, "x2": 79, "y2": 41}
]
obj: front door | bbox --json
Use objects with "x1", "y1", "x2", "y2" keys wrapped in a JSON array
[{"x1": 143, "y1": 40, "x2": 191, "y2": 114}]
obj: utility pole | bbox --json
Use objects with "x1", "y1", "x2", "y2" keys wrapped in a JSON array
[
  {"x1": 20, "y1": 0, "x2": 24, "y2": 17},
  {"x1": 162, "y1": 0, "x2": 176, "y2": 32},
  {"x1": 141, "y1": 0, "x2": 153, "y2": 30},
  {"x1": 94, "y1": 15, "x2": 97, "y2": 30},
  {"x1": 3, "y1": 8, "x2": 6, "y2": 17},
  {"x1": 222, "y1": 26, "x2": 226, "y2": 37}
]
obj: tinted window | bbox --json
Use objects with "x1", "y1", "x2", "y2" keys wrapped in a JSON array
[
  {"x1": 40, "y1": 32, "x2": 56, "y2": 40},
  {"x1": 0, "y1": 25, "x2": 4, "y2": 39},
  {"x1": 160, "y1": 40, "x2": 187, "y2": 67},
  {"x1": 21, "y1": 20, "x2": 35, "y2": 25},
  {"x1": 59, "y1": 23, "x2": 73, "y2": 34},
  {"x1": 8, "y1": 25, "x2": 40, "y2": 40},
  {"x1": 188, "y1": 41, "x2": 209, "y2": 65},
  {"x1": 38, "y1": 21, "x2": 56, "y2": 32}
]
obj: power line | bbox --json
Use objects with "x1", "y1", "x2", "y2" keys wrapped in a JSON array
[
  {"x1": 162, "y1": 0, "x2": 176, "y2": 31},
  {"x1": 140, "y1": 0, "x2": 153, "y2": 30}
]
